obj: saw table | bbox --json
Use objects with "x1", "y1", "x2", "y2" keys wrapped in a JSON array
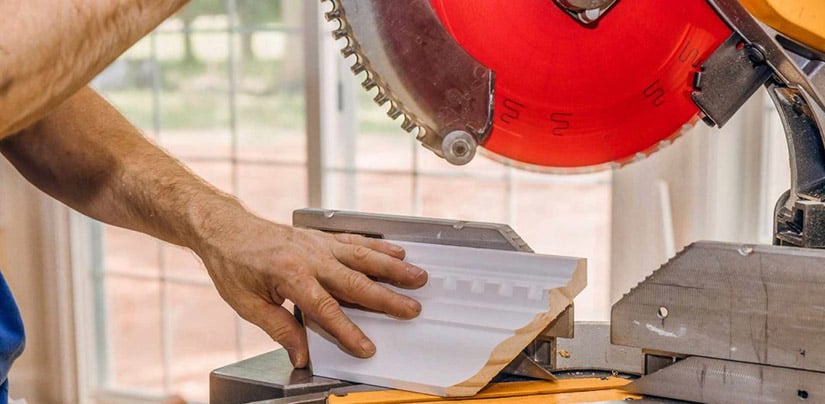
[
  {"x1": 212, "y1": 210, "x2": 645, "y2": 403},
  {"x1": 212, "y1": 0, "x2": 825, "y2": 402},
  {"x1": 212, "y1": 210, "x2": 825, "y2": 403}
]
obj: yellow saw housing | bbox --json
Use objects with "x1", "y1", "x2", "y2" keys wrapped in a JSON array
[{"x1": 741, "y1": 0, "x2": 825, "y2": 53}]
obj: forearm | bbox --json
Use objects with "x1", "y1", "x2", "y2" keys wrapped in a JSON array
[
  {"x1": 0, "y1": 86, "x2": 243, "y2": 250},
  {"x1": 1, "y1": 89, "x2": 427, "y2": 368},
  {"x1": 0, "y1": 0, "x2": 189, "y2": 138}
]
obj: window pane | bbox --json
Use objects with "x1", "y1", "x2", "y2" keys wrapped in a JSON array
[
  {"x1": 241, "y1": 301, "x2": 289, "y2": 358},
  {"x1": 419, "y1": 176, "x2": 509, "y2": 223},
  {"x1": 185, "y1": 161, "x2": 234, "y2": 195},
  {"x1": 94, "y1": 42, "x2": 157, "y2": 135},
  {"x1": 417, "y1": 145, "x2": 511, "y2": 177},
  {"x1": 512, "y1": 177, "x2": 611, "y2": 320},
  {"x1": 163, "y1": 244, "x2": 209, "y2": 283},
  {"x1": 156, "y1": 33, "x2": 233, "y2": 159},
  {"x1": 326, "y1": 172, "x2": 415, "y2": 215},
  {"x1": 238, "y1": 164, "x2": 307, "y2": 223},
  {"x1": 351, "y1": 83, "x2": 416, "y2": 171},
  {"x1": 168, "y1": 282, "x2": 238, "y2": 402},
  {"x1": 106, "y1": 276, "x2": 163, "y2": 392},
  {"x1": 361, "y1": 134, "x2": 414, "y2": 171},
  {"x1": 236, "y1": 30, "x2": 307, "y2": 164},
  {"x1": 96, "y1": 2, "x2": 309, "y2": 401},
  {"x1": 104, "y1": 226, "x2": 160, "y2": 277},
  {"x1": 237, "y1": 0, "x2": 297, "y2": 28}
]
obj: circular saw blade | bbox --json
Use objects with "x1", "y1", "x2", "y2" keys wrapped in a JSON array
[{"x1": 426, "y1": 0, "x2": 732, "y2": 171}]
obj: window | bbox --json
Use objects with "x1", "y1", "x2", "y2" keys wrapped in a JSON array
[
  {"x1": 90, "y1": 2, "x2": 306, "y2": 401},
  {"x1": 82, "y1": 1, "x2": 612, "y2": 401}
]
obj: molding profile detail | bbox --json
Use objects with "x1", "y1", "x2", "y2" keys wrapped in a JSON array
[{"x1": 307, "y1": 241, "x2": 586, "y2": 397}]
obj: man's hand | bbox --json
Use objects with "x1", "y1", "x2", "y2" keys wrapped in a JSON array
[
  {"x1": 1, "y1": 0, "x2": 425, "y2": 370},
  {"x1": 194, "y1": 217, "x2": 427, "y2": 367},
  {"x1": 0, "y1": 87, "x2": 427, "y2": 368}
]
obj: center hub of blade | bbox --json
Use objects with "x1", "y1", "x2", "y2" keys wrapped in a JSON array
[{"x1": 554, "y1": 0, "x2": 620, "y2": 24}]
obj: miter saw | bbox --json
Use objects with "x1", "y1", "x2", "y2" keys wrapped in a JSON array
[{"x1": 210, "y1": 0, "x2": 825, "y2": 402}]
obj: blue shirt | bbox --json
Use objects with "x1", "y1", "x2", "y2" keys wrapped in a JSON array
[{"x1": 0, "y1": 271, "x2": 24, "y2": 404}]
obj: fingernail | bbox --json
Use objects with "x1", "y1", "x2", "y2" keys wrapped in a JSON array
[
  {"x1": 360, "y1": 339, "x2": 376, "y2": 356},
  {"x1": 390, "y1": 244, "x2": 405, "y2": 256},
  {"x1": 294, "y1": 351, "x2": 307, "y2": 368},
  {"x1": 407, "y1": 264, "x2": 425, "y2": 278},
  {"x1": 406, "y1": 299, "x2": 422, "y2": 314}
]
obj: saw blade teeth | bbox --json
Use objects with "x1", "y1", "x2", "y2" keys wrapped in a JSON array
[
  {"x1": 325, "y1": 9, "x2": 343, "y2": 21},
  {"x1": 387, "y1": 104, "x2": 403, "y2": 119},
  {"x1": 361, "y1": 76, "x2": 377, "y2": 90},
  {"x1": 340, "y1": 45, "x2": 357, "y2": 58},
  {"x1": 328, "y1": 0, "x2": 428, "y2": 144},
  {"x1": 374, "y1": 92, "x2": 390, "y2": 106},
  {"x1": 351, "y1": 62, "x2": 367, "y2": 74},
  {"x1": 401, "y1": 117, "x2": 417, "y2": 132},
  {"x1": 332, "y1": 28, "x2": 348, "y2": 40}
]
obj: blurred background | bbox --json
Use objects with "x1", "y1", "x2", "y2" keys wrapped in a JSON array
[{"x1": 0, "y1": 1, "x2": 791, "y2": 403}]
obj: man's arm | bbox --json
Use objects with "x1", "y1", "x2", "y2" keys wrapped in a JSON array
[
  {"x1": 0, "y1": 0, "x2": 189, "y2": 138},
  {"x1": 0, "y1": 87, "x2": 428, "y2": 367}
]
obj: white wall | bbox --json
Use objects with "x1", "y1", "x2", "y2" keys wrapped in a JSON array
[{"x1": 610, "y1": 91, "x2": 790, "y2": 304}]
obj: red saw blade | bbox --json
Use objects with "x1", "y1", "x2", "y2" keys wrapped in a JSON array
[{"x1": 429, "y1": 0, "x2": 732, "y2": 170}]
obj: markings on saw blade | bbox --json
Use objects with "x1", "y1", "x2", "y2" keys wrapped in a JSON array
[
  {"x1": 500, "y1": 99, "x2": 524, "y2": 125},
  {"x1": 501, "y1": 99, "x2": 577, "y2": 138},
  {"x1": 550, "y1": 113, "x2": 573, "y2": 137},
  {"x1": 643, "y1": 80, "x2": 666, "y2": 108},
  {"x1": 428, "y1": 0, "x2": 732, "y2": 171},
  {"x1": 679, "y1": 40, "x2": 704, "y2": 68}
]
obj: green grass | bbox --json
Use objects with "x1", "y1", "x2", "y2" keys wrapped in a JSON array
[{"x1": 101, "y1": 58, "x2": 408, "y2": 137}]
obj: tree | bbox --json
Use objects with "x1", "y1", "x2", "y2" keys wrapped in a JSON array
[
  {"x1": 236, "y1": 0, "x2": 283, "y2": 61},
  {"x1": 177, "y1": 0, "x2": 225, "y2": 64}
]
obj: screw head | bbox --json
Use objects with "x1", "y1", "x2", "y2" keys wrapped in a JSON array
[
  {"x1": 441, "y1": 131, "x2": 478, "y2": 166},
  {"x1": 744, "y1": 44, "x2": 767, "y2": 65}
]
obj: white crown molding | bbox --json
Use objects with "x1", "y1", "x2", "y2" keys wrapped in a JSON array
[{"x1": 307, "y1": 240, "x2": 586, "y2": 397}]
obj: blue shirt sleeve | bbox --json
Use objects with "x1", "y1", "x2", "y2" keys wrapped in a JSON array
[{"x1": 0, "y1": 270, "x2": 25, "y2": 403}]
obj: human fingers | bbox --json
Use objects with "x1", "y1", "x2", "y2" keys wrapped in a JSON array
[
  {"x1": 320, "y1": 263, "x2": 422, "y2": 319},
  {"x1": 333, "y1": 233, "x2": 406, "y2": 260},
  {"x1": 331, "y1": 242, "x2": 428, "y2": 289},
  {"x1": 284, "y1": 276, "x2": 375, "y2": 358},
  {"x1": 241, "y1": 302, "x2": 308, "y2": 367}
]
